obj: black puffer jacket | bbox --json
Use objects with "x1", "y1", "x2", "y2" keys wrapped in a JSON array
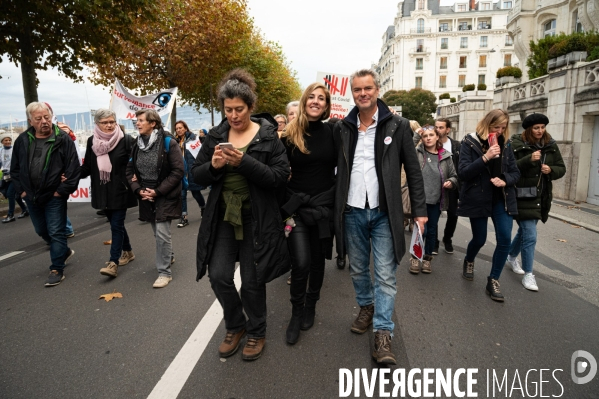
[
  {"x1": 510, "y1": 133, "x2": 566, "y2": 222},
  {"x1": 11, "y1": 125, "x2": 80, "y2": 205},
  {"x1": 191, "y1": 114, "x2": 291, "y2": 285},
  {"x1": 80, "y1": 134, "x2": 138, "y2": 210},
  {"x1": 457, "y1": 132, "x2": 520, "y2": 218},
  {"x1": 126, "y1": 128, "x2": 184, "y2": 222}
]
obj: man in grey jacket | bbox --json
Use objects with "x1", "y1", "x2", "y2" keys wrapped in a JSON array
[{"x1": 333, "y1": 69, "x2": 427, "y2": 364}]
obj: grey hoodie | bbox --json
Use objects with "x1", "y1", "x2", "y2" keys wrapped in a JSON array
[{"x1": 416, "y1": 144, "x2": 458, "y2": 211}]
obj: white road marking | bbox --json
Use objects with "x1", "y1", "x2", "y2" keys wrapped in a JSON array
[
  {"x1": 147, "y1": 266, "x2": 242, "y2": 399},
  {"x1": 0, "y1": 251, "x2": 24, "y2": 261}
]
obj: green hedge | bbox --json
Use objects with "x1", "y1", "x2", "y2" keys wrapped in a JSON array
[
  {"x1": 439, "y1": 93, "x2": 450, "y2": 100},
  {"x1": 477, "y1": 83, "x2": 487, "y2": 90},
  {"x1": 527, "y1": 31, "x2": 599, "y2": 79},
  {"x1": 450, "y1": 97, "x2": 456, "y2": 103},
  {"x1": 462, "y1": 84, "x2": 476, "y2": 92},
  {"x1": 496, "y1": 66, "x2": 523, "y2": 79}
]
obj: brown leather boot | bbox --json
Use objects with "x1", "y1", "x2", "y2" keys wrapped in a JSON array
[
  {"x1": 218, "y1": 329, "x2": 246, "y2": 358},
  {"x1": 100, "y1": 261, "x2": 118, "y2": 277},
  {"x1": 421, "y1": 255, "x2": 433, "y2": 274},
  {"x1": 242, "y1": 337, "x2": 265, "y2": 361},
  {"x1": 351, "y1": 304, "x2": 374, "y2": 334},
  {"x1": 372, "y1": 330, "x2": 396, "y2": 365},
  {"x1": 409, "y1": 257, "x2": 420, "y2": 274}
]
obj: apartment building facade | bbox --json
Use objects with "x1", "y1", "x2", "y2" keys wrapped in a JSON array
[{"x1": 377, "y1": 0, "x2": 519, "y2": 98}]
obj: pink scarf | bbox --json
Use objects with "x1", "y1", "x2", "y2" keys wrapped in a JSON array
[{"x1": 92, "y1": 124, "x2": 123, "y2": 184}]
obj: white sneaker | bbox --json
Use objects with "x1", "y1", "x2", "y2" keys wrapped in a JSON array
[
  {"x1": 506, "y1": 256, "x2": 525, "y2": 275},
  {"x1": 153, "y1": 275, "x2": 172, "y2": 288},
  {"x1": 522, "y1": 273, "x2": 539, "y2": 291}
]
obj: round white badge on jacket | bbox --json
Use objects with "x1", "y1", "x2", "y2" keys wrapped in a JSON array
[{"x1": 384, "y1": 136, "x2": 392, "y2": 145}]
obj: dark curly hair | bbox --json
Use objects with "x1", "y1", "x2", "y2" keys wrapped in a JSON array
[{"x1": 217, "y1": 68, "x2": 258, "y2": 110}]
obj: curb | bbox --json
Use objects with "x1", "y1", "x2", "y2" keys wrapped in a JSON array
[{"x1": 548, "y1": 212, "x2": 599, "y2": 234}]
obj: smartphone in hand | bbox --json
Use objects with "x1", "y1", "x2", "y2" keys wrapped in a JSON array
[{"x1": 218, "y1": 142, "x2": 235, "y2": 151}]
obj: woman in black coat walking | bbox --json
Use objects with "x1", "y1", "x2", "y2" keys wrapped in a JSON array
[
  {"x1": 191, "y1": 69, "x2": 290, "y2": 361},
  {"x1": 457, "y1": 109, "x2": 520, "y2": 302},
  {"x1": 506, "y1": 113, "x2": 566, "y2": 291},
  {"x1": 80, "y1": 109, "x2": 138, "y2": 278},
  {"x1": 126, "y1": 109, "x2": 184, "y2": 289},
  {"x1": 280, "y1": 82, "x2": 336, "y2": 345}
]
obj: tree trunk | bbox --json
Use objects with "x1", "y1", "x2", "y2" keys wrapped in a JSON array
[
  {"x1": 171, "y1": 98, "x2": 177, "y2": 133},
  {"x1": 19, "y1": 31, "x2": 38, "y2": 120}
]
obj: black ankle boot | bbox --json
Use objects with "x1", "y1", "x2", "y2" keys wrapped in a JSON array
[
  {"x1": 286, "y1": 309, "x2": 303, "y2": 344},
  {"x1": 486, "y1": 277, "x2": 505, "y2": 302},
  {"x1": 301, "y1": 306, "x2": 315, "y2": 330}
]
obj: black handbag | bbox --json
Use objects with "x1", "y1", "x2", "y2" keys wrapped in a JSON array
[
  {"x1": 515, "y1": 154, "x2": 544, "y2": 200},
  {"x1": 515, "y1": 186, "x2": 537, "y2": 199}
]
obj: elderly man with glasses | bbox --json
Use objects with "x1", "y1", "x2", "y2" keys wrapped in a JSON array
[{"x1": 11, "y1": 102, "x2": 80, "y2": 287}]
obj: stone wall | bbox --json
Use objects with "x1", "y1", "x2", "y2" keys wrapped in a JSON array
[{"x1": 437, "y1": 59, "x2": 599, "y2": 201}]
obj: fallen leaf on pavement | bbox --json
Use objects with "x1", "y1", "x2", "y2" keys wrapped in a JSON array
[
  {"x1": 103, "y1": 240, "x2": 112, "y2": 245},
  {"x1": 556, "y1": 239, "x2": 567, "y2": 242},
  {"x1": 99, "y1": 291, "x2": 123, "y2": 302},
  {"x1": 571, "y1": 225, "x2": 582, "y2": 228}
]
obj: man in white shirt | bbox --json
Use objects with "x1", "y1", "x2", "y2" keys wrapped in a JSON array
[{"x1": 333, "y1": 69, "x2": 427, "y2": 365}]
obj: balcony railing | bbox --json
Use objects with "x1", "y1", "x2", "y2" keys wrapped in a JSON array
[
  {"x1": 439, "y1": 27, "x2": 453, "y2": 32},
  {"x1": 477, "y1": 24, "x2": 492, "y2": 29},
  {"x1": 440, "y1": 43, "x2": 449, "y2": 49},
  {"x1": 411, "y1": 27, "x2": 432, "y2": 34},
  {"x1": 458, "y1": 25, "x2": 472, "y2": 31},
  {"x1": 411, "y1": 46, "x2": 429, "y2": 53}
]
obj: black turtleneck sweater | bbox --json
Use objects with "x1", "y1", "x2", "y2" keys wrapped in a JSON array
[{"x1": 284, "y1": 120, "x2": 336, "y2": 197}]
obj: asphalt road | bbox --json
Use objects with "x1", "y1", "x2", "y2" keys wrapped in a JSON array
[{"x1": 1, "y1": 196, "x2": 598, "y2": 399}]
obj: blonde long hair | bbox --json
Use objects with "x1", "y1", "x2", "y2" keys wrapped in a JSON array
[
  {"x1": 476, "y1": 109, "x2": 510, "y2": 140},
  {"x1": 281, "y1": 83, "x2": 331, "y2": 154}
]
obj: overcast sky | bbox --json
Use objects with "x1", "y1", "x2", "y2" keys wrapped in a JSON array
[{"x1": 0, "y1": 0, "x2": 454, "y2": 124}]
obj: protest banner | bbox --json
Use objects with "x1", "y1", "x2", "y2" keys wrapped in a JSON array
[
  {"x1": 187, "y1": 137, "x2": 202, "y2": 159},
  {"x1": 69, "y1": 177, "x2": 91, "y2": 203},
  {"x1": 110, "y1": 79, "x2": 178, "y2": 121},
  {"x1": 316, "y1": 71, "x2": 354, "y2": 119},
  {"x1": 409, "y1": 223, "x2": 425, "y2": 261}
]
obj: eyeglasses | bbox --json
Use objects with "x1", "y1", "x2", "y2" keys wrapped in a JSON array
[
  {"x1": 277, "y1": 121, "x2": 286, "y2": 125},
  {"x1": 98, "y1": 121, "x2": 116, "y2": 126}
]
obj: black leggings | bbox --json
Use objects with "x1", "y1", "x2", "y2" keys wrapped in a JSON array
[
  {"x1": 208, "y1": 212, "x2": 266, "y2": 338},
  {"x1": 288, "y1": 217, "x2": 326, "y2": 309}
]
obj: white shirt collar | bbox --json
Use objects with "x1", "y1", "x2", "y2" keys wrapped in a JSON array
[{"x1": 357, "y1": 108, "x2": 379, "y2": 129}]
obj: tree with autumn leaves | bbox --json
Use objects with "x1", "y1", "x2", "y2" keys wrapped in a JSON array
[
  {"x1": 0, "y1": 0, "x2": 157, "y2": 110},
  {"x1": 88, "y1": 0, "x2": 301, "y2": 128}
]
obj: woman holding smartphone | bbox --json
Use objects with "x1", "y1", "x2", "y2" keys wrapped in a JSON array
[
  {"x1": 280, "y1": 83, "x2": 336, "y2": 345},
  {"x1": 191, "y1": 69, "x2": 290, "y2": 361},
  {"x1": 457, "y1": 109, "x2": 520, "y2": 302}
]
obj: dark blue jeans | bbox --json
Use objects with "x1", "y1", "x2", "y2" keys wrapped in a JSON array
[
  {"x1": 424, "y1": 203, "x2": 441, "y2": 256},
  {"x1": 181, "y1": 188, "x2": 205, "y2": 215},
  {"x1": 105, "y1": 209, "x2": 133, "y2": 263},
  {"x1": 25, "y1": 196, "x2": 70, "y2": 272},
  {"x1": 344, "y1": 206, "x2": 397, "y2": 333},
  {"x1": 0, "y1": 180, "x2": 27, "y2": 216},
  {"x1": 466, "y1": 201, "x2": 513, "y2": 280}
]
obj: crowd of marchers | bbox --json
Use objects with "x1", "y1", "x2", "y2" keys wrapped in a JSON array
[{"x1": 0, "y1": 67, "x2": 565, "y2": 365}]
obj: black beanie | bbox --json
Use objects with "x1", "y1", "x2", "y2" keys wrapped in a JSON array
[{"x1": 522, "y1": 113, "x2": 549, "y2": 129}]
